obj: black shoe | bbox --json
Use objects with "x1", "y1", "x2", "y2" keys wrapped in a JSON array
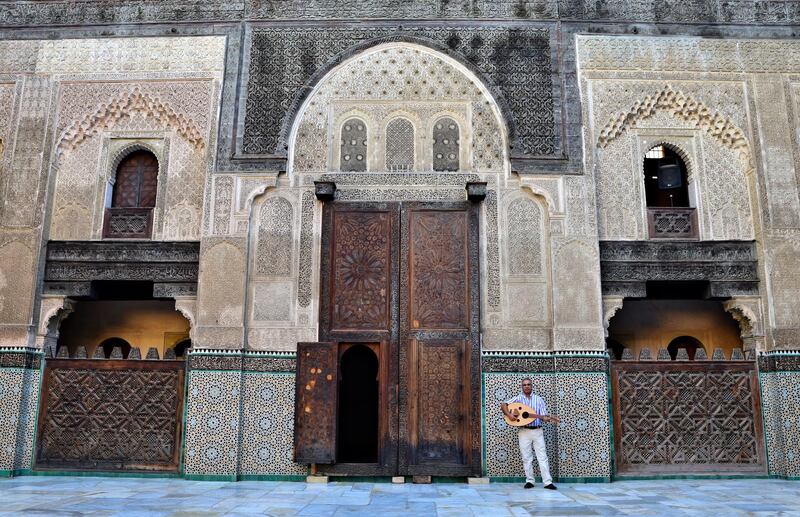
[
  {"x1": 523, "y1": 482, "x2": 534, "y2": 489},
  {"x1": 544, "y1": 484, "x2": 557, "y2": 490}
]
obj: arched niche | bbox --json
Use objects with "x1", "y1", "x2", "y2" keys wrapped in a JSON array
[{"x1": 288, "y1": 42, "x2": 509, "y2": 176}]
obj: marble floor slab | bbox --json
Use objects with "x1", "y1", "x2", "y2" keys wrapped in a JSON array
[{"x1": 1, "y1": 477, "x2": 799, "y2": 516}]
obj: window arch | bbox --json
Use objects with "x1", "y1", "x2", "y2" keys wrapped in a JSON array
[
  {"x1": 643, "y1": 144, "x2": 698, "y2": 239},
  {"x1": 174, "y1": 338, "x2": 191, "y2": 359},
  {"x1": 432, "y1": 117, "x2": 460, "y2": 172},
  {"x1": 340, "y1": 118, "x2": 368, "y2": 172},
  {"x1": 103, "y1": 149, "x2": 159, "y2": 239},
  {"x1": 643, "y1": 145, "x2": 690, "y2": 208},
  {"x1": 385, "y1": 118, "x2": 415, "y2": 171}
]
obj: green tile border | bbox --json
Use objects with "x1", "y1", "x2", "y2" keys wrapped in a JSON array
[
  {"x1": 757, "y1": 369, "x2": 773, "y2": 476},
  {"x1": 0, "y1": 469, "x2": 32, "y2": 478},
  {"x1": 237, "y1": 474, "x2": 307, "y2": 481},
  {"x1": 183, "y1": 474, "x2": 238, "y2": 481},
  {"x1": 606, "y1": 366, "x2": 616, "y2": 477},
  {"x1": 179, "y1": 363, "x2": 189, "y2": 476},
  {"x1": 613, "y1": 473, "x2": 771, "y2": 481},
  {"x1": 29, "y1": 364, "x2": 45, "y2": 472},
  {"x1": 488, "y1": 476, "x2": 609, "y2": 483},
  {"x1": 21, "y1": 470, "x2": 182, "y2": 479}
]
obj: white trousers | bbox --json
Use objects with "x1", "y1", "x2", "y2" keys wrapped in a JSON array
[{"x1": 518, "y1": 427, "x2": 552, "y2": 485}]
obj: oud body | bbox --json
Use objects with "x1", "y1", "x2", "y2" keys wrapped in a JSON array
[{"x1": 503, "y1": 403, "x2": 560, "y2": 426}]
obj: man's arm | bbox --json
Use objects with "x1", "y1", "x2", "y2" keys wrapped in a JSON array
[
  {"x1": 500, "y1": 402, "x2": 516, "y2": 419},
  {"x1": 537, "y1": 397, "x2": 557, "y2": 423}
]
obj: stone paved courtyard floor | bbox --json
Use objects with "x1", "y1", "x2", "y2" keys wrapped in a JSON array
[{"x1": 1, "y1": 476, "x2": 800, "y2": 516}]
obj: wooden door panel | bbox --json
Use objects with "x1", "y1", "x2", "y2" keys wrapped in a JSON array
[
  {"x1": 400, "y1": 203, "x2": 480, "y2": 477},
  {"x1": 294, "y1": 342, "x2": 338, "y2": 464},
  {"x1": 410, "y1": 339, "x2": 466, "y2": 464},
  {"x1": 113, "y1": 151, "x2": 158, "y2": 208},
  {"x1": 330, "y1": 209, "x2": 394, "y2": 333},
  {"x1": 408, "y1": 210, "x2": 469, "y2": 330},
  {"x1": 316, "y1": 203, "x2": 400, "y2": 476}
]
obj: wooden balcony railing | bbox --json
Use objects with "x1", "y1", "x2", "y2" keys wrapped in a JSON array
[
  {"x1": 647, "y1": 207, "x2": 698, "y2": 239},
  {"x1": 102, "y1": 207, "x2": 154, "y2": 239}
]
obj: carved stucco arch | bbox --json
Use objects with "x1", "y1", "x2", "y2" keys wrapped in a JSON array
[
  {"x1": 55, "y1": 87, "x2": 205, "y2": 161},
  {"x1": 281, "y1": 35, "x2": 515, "y2": 156},
  {"x1": 108, "y1": 141, "x2": 163, "y2": 181},
  {"x1": 520, "y1": 184, "x2": 559, "y2": 217},
  {"x1": 174, "y1": 298, "x2": 197, "y2": 343},
  {"x1": 597, "y1": 85, "x2": 751, "y2": 167}
]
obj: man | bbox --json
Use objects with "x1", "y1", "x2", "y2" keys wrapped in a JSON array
[{"x1": 500, "y1": 378, "x2": 557, "y2": 490}]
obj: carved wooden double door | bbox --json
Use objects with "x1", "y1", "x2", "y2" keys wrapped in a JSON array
[{"x1": 295, "y1": 202, "x2": 481, "y2": 477}]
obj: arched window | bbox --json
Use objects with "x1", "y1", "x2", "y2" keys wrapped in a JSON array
[
  {"x1": 385, "y1": 118, "x2": 415, "y2": 171},
  {"x1": 340, "y1": 118, "x2": 367, "y2": 172},
  {"x1": 98, "y1": 337, "x2": 132, "y2": 359},
  {"x1": 643, "y1": 145, "x2": 697, "y2": 239},
  {"x1": 103, "y1": 150, "x2": 159, "y2": 239},
  {"x1": 432, "y1": 117, "x2": 459, "y2": 172},
  {"x1": 667, "y1": 335, "x2": 705, "y2": 360},
  {"x1": 644, "y1": 145, "x2": 690, "y2": 208}
]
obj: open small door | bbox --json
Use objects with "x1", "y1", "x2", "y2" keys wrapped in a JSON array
[{"x1": 294, "y1": 341, "x2": 338, "y2": 464}]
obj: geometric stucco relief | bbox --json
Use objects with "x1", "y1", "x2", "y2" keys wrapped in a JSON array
[
  {"x1": 597, "y1": 85, "x2": 749, "y2": 162},
  {"x1": 50, "y1": 80, "x2": 220, "y2": 241},
  {"x1": 291, "y1": 43, "x2": 507, "y2": 175},
  {"x1": 591, "y1": 85, "x2": 755, "y2": 241}
]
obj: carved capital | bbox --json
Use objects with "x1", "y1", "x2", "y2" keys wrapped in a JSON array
[
  {"x1": 723, "y1": 296, "x2": 765, "y2": 351},
  {"x1": 37, "y1": 295, "x2": 76, "y2": 338},
  {"x1": 602, "y1": 296, "x2": 625, "y2": 338},
  {"x1": 174, "y1": 298, "x2": 197, "y2": 343}
]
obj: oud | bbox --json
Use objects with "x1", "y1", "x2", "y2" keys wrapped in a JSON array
[{"x1": 503, "y1": 403, "x2": 561, "y2": 427}]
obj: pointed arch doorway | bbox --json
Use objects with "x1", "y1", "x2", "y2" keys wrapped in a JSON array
[{"x1": 294, "y1": 201, "x2": 481, "y2": 477}]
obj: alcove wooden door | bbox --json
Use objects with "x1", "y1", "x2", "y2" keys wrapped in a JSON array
[{"x1": 298, "y1": 201, "x2": 480, "y2": 477}]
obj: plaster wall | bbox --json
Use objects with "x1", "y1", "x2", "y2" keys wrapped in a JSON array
[
  {"x1": 0, "y1": 36, "x2": 226, "y2": 350},
  {"x1": 577, "y1": 35, "x2": 800, "y2": 351},
  {"x1": 192, "y1": 41, "x2": 605, "y2": 353}
]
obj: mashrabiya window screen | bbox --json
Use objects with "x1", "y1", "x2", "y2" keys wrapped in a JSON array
[
  {"x1": 385, "y1": 118, "x2": 415, "y2": 171},
  {"x1": 340, "y1": 118, "x2": 368, "y2": 172}
]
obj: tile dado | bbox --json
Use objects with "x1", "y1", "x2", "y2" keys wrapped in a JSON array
[
  {"x1": 0, "y1": 349, "x2": 42, "y2": 476},
  {"x1": 482, "y1": 371, "x2": 612, "y2": 481},
  {"x1": 183, "y1": 351, "x2": 305, "y2": 478},
  {"x1": 759, "y1": 353, "x2": 800, "y2": 479}
]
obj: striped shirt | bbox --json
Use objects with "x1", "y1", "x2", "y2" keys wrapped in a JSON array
[{"x1": 506, "y1": 392, "x2": 548, "y2": 428}]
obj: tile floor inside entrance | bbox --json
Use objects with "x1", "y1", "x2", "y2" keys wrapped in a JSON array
[{"x1": 1, "y1": 477, "x2": 799, "y2": 516}]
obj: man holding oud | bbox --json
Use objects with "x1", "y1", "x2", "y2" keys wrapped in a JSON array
[{"x1": 500, "y1": 378, "x2": 558, "y2": 490}]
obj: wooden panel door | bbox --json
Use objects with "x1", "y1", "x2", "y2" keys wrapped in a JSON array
[
  {"x1": 399, "y1": 203, "x2": 481, "y2": 476},
  {"x1": 294, "y1": 342, "x2": 339, "y2": 464},
  {"x1": 317, "y1": 203, "x2": 400, "y2": 476},
  {"x1": 113, "y1": 151, "x2": 158, "y2": 208}
]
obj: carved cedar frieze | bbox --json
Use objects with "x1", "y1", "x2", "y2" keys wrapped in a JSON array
[
  {"x1": 43, "y1": 241, "x2": 199, "y2": 295},
  {"x1": 599, "y1": 241, "x2": 758, "y2": 297}
]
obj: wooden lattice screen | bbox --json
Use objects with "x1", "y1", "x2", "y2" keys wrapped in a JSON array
[
  {"x1": 611, "y1": 361, "x2": 765, "y2": 475},
  {"x1": 36, "y1": 359, "x2": 184, "y2": 472}
]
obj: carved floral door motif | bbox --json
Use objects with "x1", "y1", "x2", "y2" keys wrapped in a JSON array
[{"x1": 296, "y1": 201, "x2": 480, "y2": 476}]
